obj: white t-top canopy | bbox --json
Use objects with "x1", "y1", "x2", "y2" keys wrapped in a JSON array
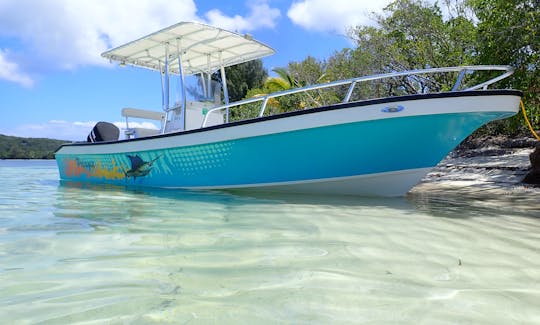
[{"x1": 101, "y1": 21, "x2": 275, "y2": 76}]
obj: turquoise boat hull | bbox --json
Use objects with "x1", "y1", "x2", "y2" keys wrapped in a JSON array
[{"x1": 55, "y1": 91, "x2": 521, "y2": 196}]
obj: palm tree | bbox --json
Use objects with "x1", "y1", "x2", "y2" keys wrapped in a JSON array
[
  {"x1": 247, "y1": 67, "x2": 297, "y2": 114},
  {"x1": 251, "y1": 66, "x2": 333, "y2": 114},
  {"x1": 267, "y1": 67, "x2": 299, "y2": 91}
]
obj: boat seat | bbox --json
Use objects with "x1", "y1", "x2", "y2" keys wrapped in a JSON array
[
  {"x1": 122, "y1": 107, "x2": 164, "y2": 139},
  {"x1": 124, "y1": 127, "x2": 160, "y2": 138},
  {"x1": 122, "y1": 107, "x2": 165, "y2": 121}
]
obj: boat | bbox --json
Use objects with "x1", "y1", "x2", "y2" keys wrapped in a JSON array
[{"x1": 55, "y1": 21, "x2": 521, "y2": 196}]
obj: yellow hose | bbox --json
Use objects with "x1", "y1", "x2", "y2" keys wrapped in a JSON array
[{"x1": 520, "y1": 99, "x2": 540, "y2": 141}]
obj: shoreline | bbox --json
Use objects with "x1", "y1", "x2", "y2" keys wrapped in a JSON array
[
  {"x1": 451, "y1": 135, "x2": 538, "y2": 158},
  {"x1": 411, "y1": 136, "x2": 539, "y2": 197}
]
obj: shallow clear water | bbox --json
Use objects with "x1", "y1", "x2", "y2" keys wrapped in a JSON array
[{"x1": 1, "y1": 160, "x2": 539, "y2": 324}]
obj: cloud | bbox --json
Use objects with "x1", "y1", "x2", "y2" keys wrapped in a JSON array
[
  {"x1": 0, "y1": 0, "x2": 198, "y2": 71},
  {"x1": 0, "y1": 49, "x2": 33, "y2": 87},
  {"x1": 0, "y1": 0, "x2": 280, "y2": 86},
  {"x1": 1, "y1": 120, "x2": 95, "y2": 141},
  {"x1": 287, "y1": 0, "x2": 390, "y2": 35},
  {"x1": 205, "y1": 0, "x2": 281, "y2": 32},
  {"x1": 3, "y1": 120, "x2": 159, "y2": 141}
]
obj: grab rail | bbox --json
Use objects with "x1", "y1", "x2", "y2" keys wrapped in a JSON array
[{"x1": 201, "y1": 65, "x2": 514, "y2": 128}]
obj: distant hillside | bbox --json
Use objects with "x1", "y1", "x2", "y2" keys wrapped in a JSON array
[{"x1": 0, "y1": 134, "x2": 69, "y2": 159}]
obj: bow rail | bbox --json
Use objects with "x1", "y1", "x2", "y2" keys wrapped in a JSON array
[{"x1": 202, "y1": 65, "x2": 514, "y2": 128}]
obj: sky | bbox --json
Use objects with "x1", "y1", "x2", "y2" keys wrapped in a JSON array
[{"x1": 0, "y1": 0, "x2": 396, "y2": 140}]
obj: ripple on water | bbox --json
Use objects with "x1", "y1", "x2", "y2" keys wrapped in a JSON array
[{"x1": 0, "y1": 160, "x2": 539, "y2": 323}]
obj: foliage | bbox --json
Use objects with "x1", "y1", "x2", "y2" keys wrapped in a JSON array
[
  {"x1": 230, "y1": 0, "x2": 481, "y2": 118},
  {"x1": 226, "y1": 0, "x2": 538, "y2": 137},
  {"x1": 233, "y1": 66, "x2": 300, "y2": 118},
  {"x1": 268, "y1": 65, "x2": 309, "y2": 112},
  {"x1": 215, "y1": 59, "x2": 268, "y2": 102},
  {"x1": 212, "y1": 59, "x2": 267, "y2": 122},
  {"x1": 468, "y1": 0, "x2": 540, "y2": 135},
  {"x1": 228, "y1": 69, "x2": 295, "y2": 121},
  {"x1": 234, "y1": 57, "x2": 341, "y2": 119},
  {"x1": 288, "y1": 56, "x2": 329, "y2": 86},
  {"x1": 287, "y1": 56, "x2": 342, "y2": 108},
  {"x1": 0, "y1": 134, "x2": 67, "y2": 159},
  {"x1": 344, "y1": 0, "x2": 477, "y2": 98}
]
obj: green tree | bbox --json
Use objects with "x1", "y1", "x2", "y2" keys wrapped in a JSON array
[
  {"x1": 288, "y1": 56, "x2": 328, "y2": 86},
  {"x1": 219, "y1": 59, "x2": 268, "y2": 102},
  {"x1": 287, "y1": 56, "x2": 341, "y2": 107},
  {"x1": 344, "y1": 0, "x2": 476, "y2": 98},
  {"x1": 0, "y1": 134, "x2": 66, "y2": 159},
  {"x1": 264, "y1": 67, "x2": 297, "y2": 92},
  {"x1": 246, "y1": 60, "x2": 335, "y2": 114},
  {"x1": 211, "y1": 59, "x2": 267, "y2": 121},
  {"x1": 240, "y1": 67, "x2": 300, "y2": 117},
  {"x1": 225, "y1": 0, "x2": 538, "y2": 138},
  {"x1": 326, "y1": 47, "x2": 377, "y2": 101},
  {"x1": 468, "y1": 0, "x2": 540, "y2": 134}
]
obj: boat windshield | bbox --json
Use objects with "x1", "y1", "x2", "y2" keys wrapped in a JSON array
[{"x1": 185, "y1": 74, "x2": 222, "y2": 105}]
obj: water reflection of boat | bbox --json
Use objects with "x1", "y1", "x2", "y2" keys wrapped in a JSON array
[{"x1": 55, "y1": 21, "x2": 521, "y2": 196}]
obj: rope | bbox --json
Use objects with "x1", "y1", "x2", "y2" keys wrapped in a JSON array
[{"x1": 520, "y1": 99, "x2": 540, "y2": 141}]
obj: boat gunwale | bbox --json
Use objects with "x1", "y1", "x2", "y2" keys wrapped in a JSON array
[{"x1": 55, "y1": 89, "x2": 522, "y2": 151}]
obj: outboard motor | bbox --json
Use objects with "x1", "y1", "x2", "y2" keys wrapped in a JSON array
[{"x1": 87, "y1": 122, "x2": 120, "y2": 142}]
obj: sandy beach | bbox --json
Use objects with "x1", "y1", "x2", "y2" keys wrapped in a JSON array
[{"x1": 410, "y1": 136, "x2": 540, "y2": 214}]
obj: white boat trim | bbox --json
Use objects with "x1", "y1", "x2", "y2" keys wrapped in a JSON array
[
  {"x1": 58, "y1": 90, "x2": 521, "y2": 155},
  {"x1": 163, "y1": 167, "x2": 434, "y2": 197}
]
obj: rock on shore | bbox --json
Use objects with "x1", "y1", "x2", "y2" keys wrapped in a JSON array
[
  {"x1": 523, "y1": 145, "x2": 540, "y2": 185},
  {"x1": 410, "y1": 136, "x2": 540, "y2": 196}
]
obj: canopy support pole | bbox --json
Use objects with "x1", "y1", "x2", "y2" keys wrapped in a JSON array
[
  {"x1": 159, "y1": 60, "x2": 168, "y2": 134},
  {"x1": 164, "y1": 43, "x2": 170, "y2": 111},
  {"x1": 177, "y1": 39, "x2": 186, "y2": 131},
  {"x1": 206, "y1": 55, "x2": 212, "y2": 98},
  {"x1": 159, "y1": 44, "x2": 171, "y2": 134},
  {"x1": 219, "y1": 52, "x2": 230, "y2": 123}
]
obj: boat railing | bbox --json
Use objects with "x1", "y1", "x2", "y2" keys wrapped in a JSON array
[{"x1": 201, "y1": 65, "x2": 514, "y2": 128}]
